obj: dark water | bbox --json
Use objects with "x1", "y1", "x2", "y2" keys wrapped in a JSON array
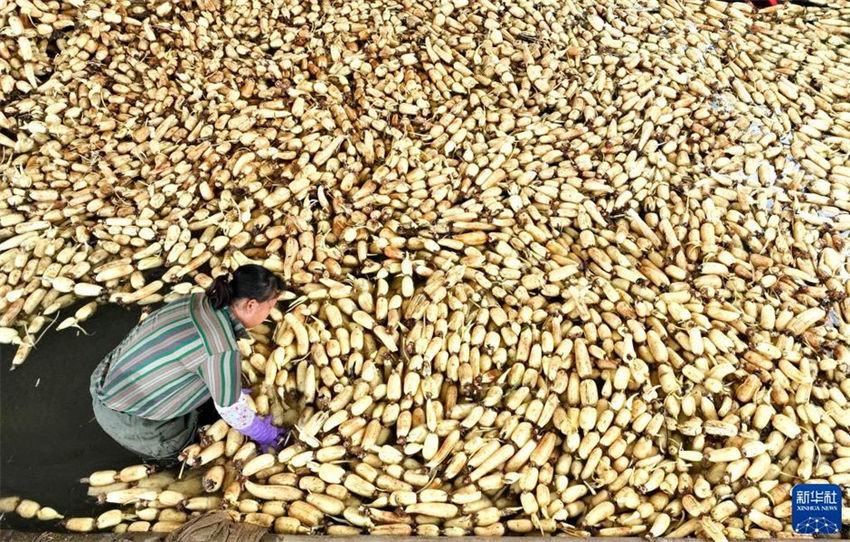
[{"x1": 0, "y1": 302, "x2": 143, "y2": 530}]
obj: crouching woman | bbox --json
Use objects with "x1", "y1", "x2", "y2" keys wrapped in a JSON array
[{"x1": 89, "y1": 264, "x2": 286, "y2": 461}]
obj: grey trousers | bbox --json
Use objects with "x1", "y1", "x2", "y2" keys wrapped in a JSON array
[{"x1": 89, "y1": 359, "x2": 199, "y2": 460}]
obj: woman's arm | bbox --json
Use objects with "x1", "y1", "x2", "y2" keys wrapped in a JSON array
[
  {"x1": 199, "y1": 351, "x2": 242, "y2": 408},
  {"x1": 213, "y1": 391, "x2": 256, "y2": 429},
  {"x1": 200, "y1": 349, "x2": 284, "y2": 448}
]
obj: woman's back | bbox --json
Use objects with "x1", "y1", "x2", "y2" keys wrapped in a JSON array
[{"x1": 95, "y1": 293, "x2": 246, "y2": 420}]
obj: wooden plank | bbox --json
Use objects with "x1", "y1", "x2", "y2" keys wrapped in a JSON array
[{"x1": 0, "y1": 532, "x2": 807, "y2": 542}]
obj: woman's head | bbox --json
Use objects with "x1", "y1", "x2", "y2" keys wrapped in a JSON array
[{"x1": 206, "y1": 264, "x2": 284, "y2": 328}]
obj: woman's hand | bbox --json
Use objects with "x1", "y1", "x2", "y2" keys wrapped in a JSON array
[{"x1": 241, "y1": 415, "x2": 287, "y2": 450}]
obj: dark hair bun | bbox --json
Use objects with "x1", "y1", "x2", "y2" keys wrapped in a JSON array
[{"x1": 206, "y1": 275, "x2": 234, "y2": 310}]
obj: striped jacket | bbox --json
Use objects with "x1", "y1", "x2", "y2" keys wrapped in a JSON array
[{"x1": 95, "y1": 293, "x2": 248, "y2": 420}]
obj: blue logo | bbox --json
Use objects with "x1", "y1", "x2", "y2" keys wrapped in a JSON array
[{"x1": 792, "y1": 484, "x2": 842, "y2": 535}]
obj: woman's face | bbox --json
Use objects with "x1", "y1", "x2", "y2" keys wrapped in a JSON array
[{"x1": 232, "y1": 295, "x2": 277, "y2": 328}]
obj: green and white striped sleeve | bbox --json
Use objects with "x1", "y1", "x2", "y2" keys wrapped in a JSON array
[{"x1": 199, "y1": 349, "x2": 241, "y2": 407}]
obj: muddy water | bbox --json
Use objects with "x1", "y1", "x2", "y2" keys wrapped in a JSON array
[{"x1": 0, "y1": 302, "x2": 144, "y2": 530}]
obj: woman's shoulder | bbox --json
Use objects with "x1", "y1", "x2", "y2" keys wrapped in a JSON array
[
  {"x1": 141, "y1": 293, "x2": 194, "y2": 322},
  {"x1": 187, "y1": 293, "x2": 240, "y2": 354}
]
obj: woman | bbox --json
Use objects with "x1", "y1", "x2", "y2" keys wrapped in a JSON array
[{"x1": 89, "y1": 264, "x2": 286, "y2": 461}]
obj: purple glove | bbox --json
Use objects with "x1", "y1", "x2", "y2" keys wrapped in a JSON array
[
  {"x1": 241, "y1": 414, "x2": 285, "y2": 448},
  {"x1": 216, "y1": 389, "x2": 286, "y2": 449}
]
